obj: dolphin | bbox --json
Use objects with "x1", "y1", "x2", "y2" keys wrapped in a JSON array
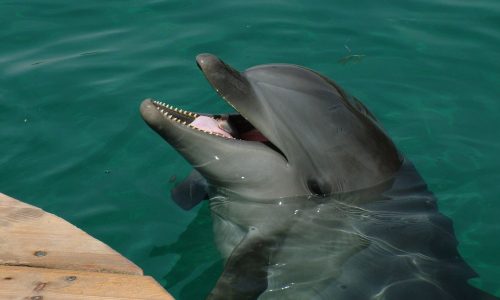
[{"x1": 140, "y1": 54, "x2": 498, "y2": 300}]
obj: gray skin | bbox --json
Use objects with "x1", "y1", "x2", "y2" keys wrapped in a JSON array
[{"x1": 140, "y1": 54, "x2": 498, "y2": 300}]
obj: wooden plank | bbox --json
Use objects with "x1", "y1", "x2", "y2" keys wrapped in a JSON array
[
  {"x1": 0, "y1": 265, "x2": 173, "y2": 300},
  {"x1": 0, "y1": 193, "x2": 142, "y2": 275}
]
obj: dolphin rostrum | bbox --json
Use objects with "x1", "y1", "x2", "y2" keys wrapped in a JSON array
[{"x1": 140, "y1": 54, "x2": 498, "y2": 300}]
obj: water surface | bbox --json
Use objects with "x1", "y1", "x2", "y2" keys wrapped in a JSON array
[{"x1": 1, "y1": 0, "x2": 499, "y2": 298}]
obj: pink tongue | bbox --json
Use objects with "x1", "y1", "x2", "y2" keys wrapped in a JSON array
[{"x1": 190, "y1": 116, "x2": 233, "y2": 138}]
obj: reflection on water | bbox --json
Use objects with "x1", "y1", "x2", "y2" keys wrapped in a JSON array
[
  {"x1": 206, "y1": 160, "x2": 494, "y2": 299},
  {"x1": 149, "y1": 202, "x2": 222, "y2": 298}
]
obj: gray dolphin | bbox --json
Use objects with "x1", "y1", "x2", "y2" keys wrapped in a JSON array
[{"x1": 140, "y1": 54, "x2": 498, "y2": 300}]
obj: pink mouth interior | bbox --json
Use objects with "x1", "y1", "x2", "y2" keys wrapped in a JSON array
[
  {"x1": 190, "y1": 116, "x2": 233, "y2": 138},
  {"x1": 239, "y1": 128, "x2": 268, "y2": 142},
  {"x1": 190, "y1": 116, "x2": 268, "y2": 142}
]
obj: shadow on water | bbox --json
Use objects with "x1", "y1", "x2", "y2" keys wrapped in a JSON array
[{"x1": 149, "y1": 202, "x2": 222, "y2": 299}]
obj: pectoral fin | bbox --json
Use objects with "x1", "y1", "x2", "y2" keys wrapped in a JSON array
[
  {"x1": 170, "y1": 169, "x2": 208, "y2": 210},
  {"x1": 207, "y1": 227, "x2": 275, "y2": 300}
]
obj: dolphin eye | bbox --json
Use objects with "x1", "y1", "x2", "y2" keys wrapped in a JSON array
[{"x1": 307, "y1": 178, "x2": 329, "y2": 196}]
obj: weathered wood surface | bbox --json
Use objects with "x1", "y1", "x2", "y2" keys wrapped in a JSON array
[
  {"x1": 0, "y1": 193, "x2": 174, "y2": 300},
  {"x1": 0, "y1": 266, "x2": 170, "y2": 300},
  {"x1": 0, "y1": 193, "x2": 141, "y2": 275}
]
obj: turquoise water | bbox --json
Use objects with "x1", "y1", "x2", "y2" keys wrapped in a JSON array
[{"x1": 1, "y1": 0, "x2": 499, "y2": 298}]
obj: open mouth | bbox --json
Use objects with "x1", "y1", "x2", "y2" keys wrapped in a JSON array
[
  {"x1": 150, "y1": 100, "x2": 271, "y2": 142},
  {"x1": 143, "y1": 54, "x2": 289, "y2": 161}
]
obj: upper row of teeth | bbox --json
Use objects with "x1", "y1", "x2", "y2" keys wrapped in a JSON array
[{"x1": 152, "y1": 100, "x2": 234, "y2": 139}]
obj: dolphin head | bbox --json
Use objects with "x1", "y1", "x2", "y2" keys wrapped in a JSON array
[{"x1": 140, "y1": 54, "x2": 402, "y2": 198}]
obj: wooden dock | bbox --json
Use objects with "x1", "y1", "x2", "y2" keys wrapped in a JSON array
[{"x1": 0, "y1": 193, "x2": 174, "y2": 300}]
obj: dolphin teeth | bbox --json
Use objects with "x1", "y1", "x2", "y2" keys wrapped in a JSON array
[{"x1": 182, "y1": 121, "x2": 187, "y2": 125}]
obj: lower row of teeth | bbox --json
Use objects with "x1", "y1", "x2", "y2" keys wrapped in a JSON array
[{"x1": 153, "y1": 100, "x2": 234, "y2": 139}]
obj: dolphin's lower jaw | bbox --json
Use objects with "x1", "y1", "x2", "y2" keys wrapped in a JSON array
[
  {"x1": 144, "y1": 99, "x2": 230, "y2": 139},
  {"x1": 140, "y1": 97, "x2": 298, "y2": 199},
  {"x1": 140, "y1": 98, "x2": 289, "y2": 169},
  {"x1": 141, "y1": 99, "x2": 270, "y2": 141}
]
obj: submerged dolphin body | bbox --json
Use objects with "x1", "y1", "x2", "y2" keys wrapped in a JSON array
[{"x1": 140, "y1": 54, "x2": 498, "y2": 300}]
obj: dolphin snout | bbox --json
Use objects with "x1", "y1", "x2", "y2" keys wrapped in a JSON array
[
  {"x1": 196, "y1": 53, "x2": 220, "y2": 71},
  {"x1": 140, "y1": 99, "x2": 163, "y2": 130}
]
